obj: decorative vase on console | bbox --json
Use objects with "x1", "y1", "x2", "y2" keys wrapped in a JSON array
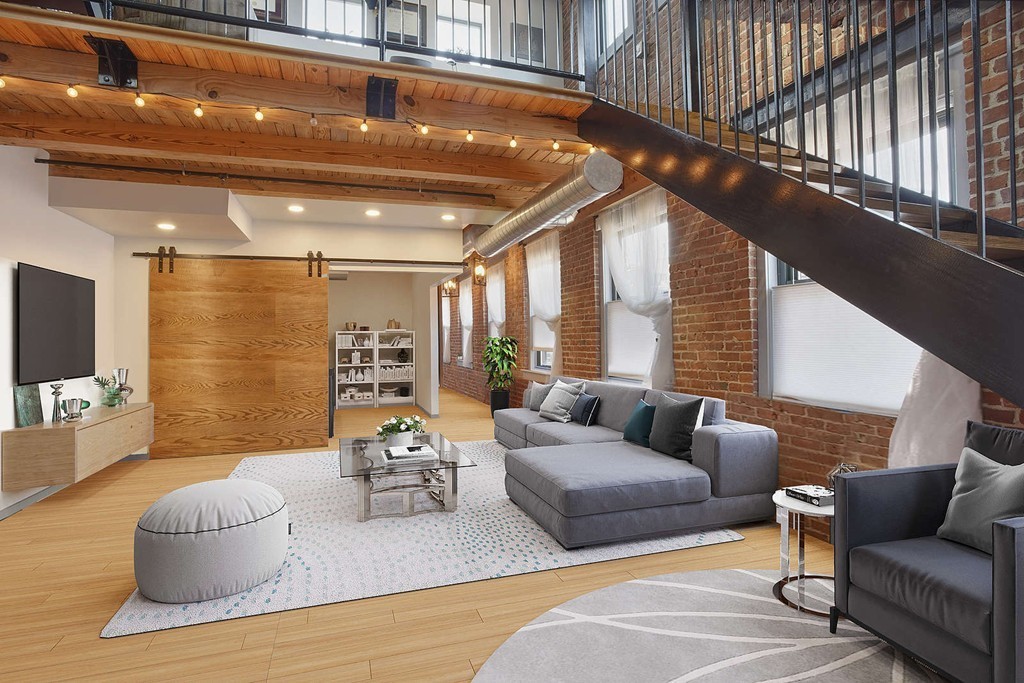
[{"x1": 114, "y1": 368, "x2": 133, "y2": 404}]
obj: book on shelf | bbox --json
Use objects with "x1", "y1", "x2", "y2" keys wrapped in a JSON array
[{"x1": 784, "y1": 485, "x2": 834, "y2": 507}]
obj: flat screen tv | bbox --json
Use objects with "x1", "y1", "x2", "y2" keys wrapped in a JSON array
[{"x1": 17, "y1": 263, "x2": 96, "y2": 385}]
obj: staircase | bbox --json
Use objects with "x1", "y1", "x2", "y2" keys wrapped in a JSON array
[{"x1": 574, "y1": 0, "x2": 1024, "y2": 407}]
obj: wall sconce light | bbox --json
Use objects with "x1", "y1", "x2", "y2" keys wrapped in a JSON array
[
  {"x1": 472, "y1": 257, "x2": 486, "y2": 286},
  {"x1": 441, "y1": 279, "x2": 459, "y2": 297}
]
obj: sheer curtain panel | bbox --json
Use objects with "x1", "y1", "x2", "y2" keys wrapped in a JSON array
[
  {"x1": 525, "y1": 231, "x2": 562, "y2": 374},
  {"x1": 441, "y1": 295, "x2": 452, "y2": 363},
  {"x1": 597, "y1": 187, "x2": 674, "y2": 389},
  {"x1": 486, "y1": 261, "x2": 506, "y2": 337},
  {"x1": 458, "y1": 280, "x2": 473, "y2": 367}
]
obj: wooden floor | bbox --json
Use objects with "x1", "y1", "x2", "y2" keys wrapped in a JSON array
[{"x1": 0, "y1": 389, "x2": 834, "y2": 682}]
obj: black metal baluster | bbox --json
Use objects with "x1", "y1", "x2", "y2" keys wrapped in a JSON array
[
  {"x1": 915, "y1": 3, "x2": 925, "y2": 192},
  {"x1": 971, "y1": 0, "x2": 986, "y2": 257},
  {"x1": 697, "y1": 0, "x2": 707, "y2": 141},
  {"x1": 760, "y1": 0, "x2": 770, "y2": 151},
  {"x1": 1007, "y1": 0, "x2": 1018, "y2": 225},
  {"x1": 943, "y1": 0, "x2": 953, "y2": 201},
  {"x1": 823, "y1": 0, "x2": 835, "y2": 194},
  {"x1": 527, "y1": 0, "x2": 534, "y2": 71},
  {"x1": 794, "y1": 0, "x2": 807, "y2": 182},
  {"x1": 681, "y1": 0, "x2": 691, "y2": 133},
  {"x1": 808, "y1": 0, "x2": 818, "y2": 158},
  {"x1": 638, "y1": 0, "x2": 648, "y2": 116},
  {"x1": 541, "y1": 0, "x2": 548, "y2": 70},
  {"x1": 749, "y1": 0, "x2": 760, "y2": 164},
  {"x1": 730, "y1": 0, "x2": 741, "y2": 153},
  {"x1": 845, "y1": 0, "x2": 855, "y2": 178},
  {"x1": 513, "y1": 0, "x2": 519, "y2": 66},
  {"x1": 853, "y1": 0, "x2": 864, "y2": 207},
  {"x1": 926, "y1": 0, "x2": 940, "y2": 237},
  {"x1": 653, "y1": 0, "x2": 663, "y2": 122},
  {"x1": 667, "y1": 0, "x2": 676, "y2": 128},
  {"x1": 771, "y1": 0, "x2": 783, "y2": 171},
  {"x1": 498, "y1": 0, "x2": 504, "y2": 71},
  {"x1": 711, "y1": 0, "x2": 723, "y2": 146},
  {"x1": 886, "y1": 0, "x2": 900, "y2": 222},
  {"x1": 867, "y1": 0, "x2": 877, "y2": 177}
]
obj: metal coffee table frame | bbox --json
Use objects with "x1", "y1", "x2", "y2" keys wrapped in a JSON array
[
  {"x1": 771, "y1": 489, "x2": 836, "y2": 618},
  {"x1": 339, "y1": 433, "x2": 475, "y2": 522}
]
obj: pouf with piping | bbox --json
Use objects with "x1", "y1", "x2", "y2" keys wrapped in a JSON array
[{"x1": 134, "y1": 479, "x2": 288, "y2": 603}]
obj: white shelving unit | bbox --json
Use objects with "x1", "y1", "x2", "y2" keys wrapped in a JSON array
[{"x1": 335, "y1": 330, "x2": 415, "y2": 409}]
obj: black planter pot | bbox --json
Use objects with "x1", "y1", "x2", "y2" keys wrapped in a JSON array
[{"x1": 489, "y1": 389, "x2": 510, "y2": 416}]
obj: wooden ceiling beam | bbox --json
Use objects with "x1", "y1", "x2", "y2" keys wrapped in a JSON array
[
  {"x1": 0, "y1": 110, "x2": 565, "y2": 185},
  {"x1": 0, "y1": 41, "x2": 587, "y2": 149},
  {"x1": 44, "y1": 156, "x2": 534, "y2": 209}
]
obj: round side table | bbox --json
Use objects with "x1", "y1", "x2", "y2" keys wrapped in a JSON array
[{"x1": 772, "y1": 489, "x2": 835, "y2": 618}]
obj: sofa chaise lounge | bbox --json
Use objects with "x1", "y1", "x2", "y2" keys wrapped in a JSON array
[{"x1": 495, "y1": 377, "x2": 779, "y2": 548}]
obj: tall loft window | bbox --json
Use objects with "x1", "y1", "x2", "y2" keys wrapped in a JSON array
[
  {"x1": 436, "y1": 0, "x2": 488, "y2": 58},
  {"x1": 525, "y1": 231, "x2": 561, "y2": 373},
  {"x1": 597, "y1": 187, "x2": 672, "y2": 388},
  {"x1": 306, "y1": 0, "x2": 366, "y2": 37},
  {"x1": 458, "y1": 279, "x2": 473, "y2": 368},
  {"x1": 441, "y1": 295, "x2": 452, "y2": 364},
  {"x1": 486, "y1": 261, "x2": 506, "y2": 337},
  {"x1": 600, "y1": 0, "x2": 632, "y2": 50}
]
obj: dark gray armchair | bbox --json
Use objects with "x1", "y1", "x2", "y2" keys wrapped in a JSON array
[{"x1": 832, "y1": 464, "x2": 1024, "y2": 682}]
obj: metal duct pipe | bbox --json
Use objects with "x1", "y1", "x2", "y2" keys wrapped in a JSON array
[{"x1": 473, "y1": 151, "x2": 623, "y2": 257}]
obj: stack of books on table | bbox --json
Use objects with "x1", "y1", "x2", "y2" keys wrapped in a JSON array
[
  {"x1": 383, "y1": 444, "x2": 439, "y2": 464},
  {"x1": 784, "y1": 484, "x2": 835, "y2": 507}
]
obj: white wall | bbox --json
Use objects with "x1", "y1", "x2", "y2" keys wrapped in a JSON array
[
  {"x1": 411, "y1": 274, "x2": 441, "y2": 416},
  {"x1": 328, "y1": 272, "x2": 416, "y2": 341},
  {"x1": 0, "y1": 147, "x2": 117, "y2": 511}
]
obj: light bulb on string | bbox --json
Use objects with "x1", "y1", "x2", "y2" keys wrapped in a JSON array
[
  {"x1": 254, "y1": 107, "x2": 264, "y2": 121},
  {"x1": 134, "y1": 92, "x2": 145, "y2": 107},
  {"x1": 509, "y1": 136, "x2": 518, "y2": 148},
  {"x1": 551, "y1": 140, "x2": 560, "y2": 151},
  {"x1": 66, "y1": 84, "x2": 79, "y2": 98},
  {"x1": 0, "y1": 76, "x2": 6, "y2": 89},
  {"x1": 589, "y1": 145, "x2": 597, "y2": 154},
  {"x1": 419, "y1": 123, "x2": 429, "y2": 135},
  {"x1": 310, "y1": 113, "x2": 318, "y2": 126},
  {"x1": 359, "y1": 119, "x2": 369, "y2": 132},
  {"x1": 465, "y1": 130, "x2": 474, "y2": 142},
  {"x1": 193, "y1": 103, "x2": 204, "y2": 117}
]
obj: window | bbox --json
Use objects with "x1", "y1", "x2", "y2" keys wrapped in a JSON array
[
  {"x1": 458, "y1": 280, "x2": 473, "y2": 368},
  {"x1": 306, "y1": 0, "x2": 366, "y2": 37},
  {"x1": 485, "y1": 261, "x2": 506, "y2": 337},
  {"x1": 437, "y1": 0, "x2": 488, "y2": 58},
  {"x1": 765, "y1": 253, "x2": 921, "y2": 415},
  {"x1": 598, "y1": 187, "x2": 672, "y2": 387},
  {"x1": 601, "y1": 0, "x2": 632, "y2": 50},
  {"x1": 525, "y1": 231, "x2": 561, "y2": 373},
  {"x1": 440, "y1": 295, "x2": 452, "y2": 363}
]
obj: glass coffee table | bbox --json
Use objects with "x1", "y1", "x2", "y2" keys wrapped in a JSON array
[{"x1": 339, "y1": 432, "x2": 475, "y2": 522}]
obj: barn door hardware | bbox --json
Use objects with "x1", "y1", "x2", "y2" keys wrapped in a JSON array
[
  {"x1": 316, "y1": 251, "x2": 324, "y2": 277},
  {"x1": 168, "y1": 246, "x2": 176, "y2": 274},
  {"x1": 307, "y1": 251, "x2": 314, "y2": 277},
  {"x1": 157, "y1": 246, "x2": 166, "y2": 273}
]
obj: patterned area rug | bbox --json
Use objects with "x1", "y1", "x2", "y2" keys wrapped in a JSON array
[
  {"x1": 475, "y1": 568, "x2": 945, "y2": 682},
  {"x1": 102, "y1": 441, "x2": 743, "y2": 637}
]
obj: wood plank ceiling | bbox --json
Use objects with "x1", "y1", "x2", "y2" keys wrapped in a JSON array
[{"x1": 0, "y1": 4, "x2": 595, "y2": 210}]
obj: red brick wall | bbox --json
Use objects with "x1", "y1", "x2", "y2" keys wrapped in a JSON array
[
  {"x1": 440, "y1": 278, "x2": 489, "y2": 403},
  {"x1": 503, "y1": 245, "x2": 532, "y2": 408}
]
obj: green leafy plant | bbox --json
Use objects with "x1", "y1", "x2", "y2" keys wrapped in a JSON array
[
  {"x1": 376, "y1": 415, "x2": 426, "y2": 437},
  {"x1": 93, "y1": 375, "x2": 115, "y2": 389},
  {"x1": 483, "y1": 336, "x2": 519, "y2": 391}
]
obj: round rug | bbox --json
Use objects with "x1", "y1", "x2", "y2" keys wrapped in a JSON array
[{"x1": 474, "y1": 569, "x2": 944, "y2": 682}]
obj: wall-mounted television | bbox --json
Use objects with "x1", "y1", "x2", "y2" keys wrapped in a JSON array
[{"x1": 17, "y1": 263, "x2": 96, "y2": 385}]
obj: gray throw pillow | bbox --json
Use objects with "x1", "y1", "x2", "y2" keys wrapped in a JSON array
[
  {"x1": 937, "y1": 447, "x2": 1024, "y2": 554},
  {"x1": 538, "y1": 380, "x2": 584, "y2": 423},
  {"x1": 526, "y1": 382, "x2": 555, "y2": 412},
  {"x1": 964, "y1": 420, "x2": 1024, "y2": 466},
  {"x1": 650, "y1": 395, "x2": 706, "y2": 460}
]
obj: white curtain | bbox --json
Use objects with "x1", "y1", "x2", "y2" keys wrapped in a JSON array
[
  {"x1": 486, "y1": 261, "x2": 506, "y2": 337},
  {"x1": 889, "y1": 351, "x2": 983, "y2": 468},
  {"x1": 440, "y1": 295, "x2": 452, "y2": 363},
  {"x1": 458, "y1": 280, "x2": 473, "y2": 367},
  {"x1": 525, "y1": 231, "x2": 562, "y2": 374},
  {"x1": 597, "y1": 187, "x2": 674, "y2": 389}
]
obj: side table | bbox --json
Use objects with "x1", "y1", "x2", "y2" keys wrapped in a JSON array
[{"x1": 771, "y1": 489, "x2": 836, "y2": 618}]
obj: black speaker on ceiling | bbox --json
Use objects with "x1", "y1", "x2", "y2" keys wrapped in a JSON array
[{"x1": 366, "y1": 76, "x2": 398, "y2": 120}]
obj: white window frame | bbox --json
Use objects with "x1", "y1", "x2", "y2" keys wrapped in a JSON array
[
  {"x1": 305, "y1": 0, "x2": 367, "y2": 38},
  {"x1": 436, "y1": 0, "x2": 489, "y2": 59},
  {"x1": 600, "y1": 0, "x2": 633, "y2": 53}
]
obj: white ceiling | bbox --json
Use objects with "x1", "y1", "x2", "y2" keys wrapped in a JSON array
[{"x1": 235, "y1": 195, "x2": 508, "y2": 229}]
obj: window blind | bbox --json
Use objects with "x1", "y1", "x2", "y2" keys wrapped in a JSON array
[
  {"x1": 605, "y1": 300, "x2": 657, "y2": 380},
  {"x1": 771, "y1": 282, "x2": 921, "y2": 414}
]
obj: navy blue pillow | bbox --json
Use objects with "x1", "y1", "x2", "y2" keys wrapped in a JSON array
[
  {"x1": 570, "y1": 393, "x2": 600, "y2": 426},
  {"x1": 622, "y1": 400, "x2": 657, "y2": 447}
]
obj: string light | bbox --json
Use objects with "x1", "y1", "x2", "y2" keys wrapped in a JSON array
[
  {"x1": 66, "y1": 84, "x2": 79, "y2": 98},
  {"x1": 551, "y1": 140, "x2": 560, "y2": 151},
  {"x1": 465, "y1": 130, "x2": 474, "y2": 142},
  {"x1": 419, "y1": 123, "x2": 429, "y2": 135},
  {"x1": 310, "y1": 113, "x2": 318, "y2": 126},
  {"x1": 589, "y1": 145, "x2": 597, "y2": 154},
  {"x1": 0, "y1": 76, "x2": 5, "y2": 89},
  {"x1": 509, "y1": 136, "x2": 518, "y2": 148},
  {"x1": 254, "y1": 107, "x2": 264, "y2": 121},
  {"x1": 193, "y1": 103, "x2": 204, "y2": 117},
  {"x1": 134, "y1": 92, "x2": 145, "y2": 107},
  {"x1": 359, "y1": 119, "x2": 369, "y2": 132}
]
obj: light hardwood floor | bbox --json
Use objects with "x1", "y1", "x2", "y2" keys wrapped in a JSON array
[{"x1": 0, "y1": 389, "x2": 833, "y2": 682}]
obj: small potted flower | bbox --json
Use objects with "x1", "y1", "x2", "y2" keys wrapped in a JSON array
[{"x1": 376, "y1": 415, "x2": 426, "y2": 447}]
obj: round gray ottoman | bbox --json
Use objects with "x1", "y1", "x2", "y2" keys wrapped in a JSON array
[{"x1": 134, "y1": 479, "x2": 288, "y2": 603}]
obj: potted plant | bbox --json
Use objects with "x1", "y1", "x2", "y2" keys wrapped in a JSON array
[
  {"x1": 483, "y1": 336, "x2": 518, "y2": 415},
  {"x1": 376, "y1": 415, "x2": 426, "y2": 447}
]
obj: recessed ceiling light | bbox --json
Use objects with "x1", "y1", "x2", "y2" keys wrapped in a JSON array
[
  {"x1": 288, "y1": 204, "x2": 304, "y2": 213},
  {"x1": 441, "y1": 214, "x2": 456, "y2": 221},
  {"x1": 365, "y1": 209, "x2": 381, "y2": 217},
  {"x1": 156, "y1": 222, "x2": 176, "y2": 231}
]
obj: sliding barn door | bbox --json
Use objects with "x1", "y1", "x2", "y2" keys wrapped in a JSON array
[{"x1": 149, "y1": 259, "x2": 328, "y2": 458}]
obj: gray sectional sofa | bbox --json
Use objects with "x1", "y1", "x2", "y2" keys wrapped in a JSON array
[{"x1": 495, "y1": 377, "x2": 779, "y2": 548}]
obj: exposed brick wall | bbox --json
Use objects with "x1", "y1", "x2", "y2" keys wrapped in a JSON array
[
  {"x1": 560, "y1": 214, "x2": 604, "y2": 380},
  {"x1": 503, "y1": 244, "x2": 532, "y2": 408}
]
